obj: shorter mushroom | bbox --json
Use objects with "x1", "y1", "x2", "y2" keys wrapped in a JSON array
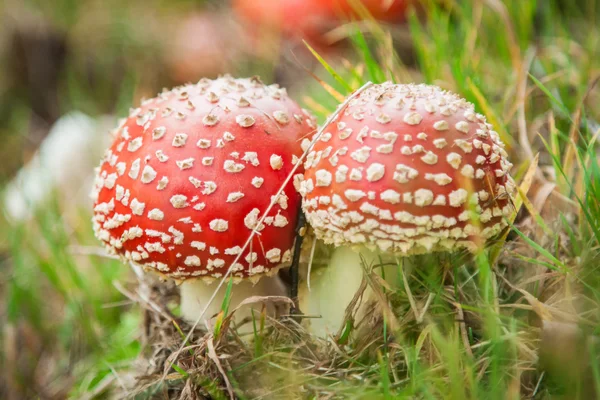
[
  {"x1": 299, "y1": 82, "x2": 514, "y2": 337},
  {"x1": 92, "y1": 76, "x2": 315, "y2": 327}
]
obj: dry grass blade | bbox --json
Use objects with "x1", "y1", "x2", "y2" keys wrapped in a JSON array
[
  {"x1": 489, "y1": 153, "x2": 539, "y2": 265},
  {"x1": 497, "y1": 273, "x2": 554, "y2": 322},
  {"x1": 336, "y1": 275, "x2": 369, "y2": 340},
  {"x1": 401, "y1": 263, "x2": 420, "y2": 323},
  {"x1": 516, "y1": 49, "x2": 536, "y2": 162},
  {"x1": 418, "y1": 293, "x2": 435, "y2": 324},
  {"x1": 363, "y1": 266, "x2": 400, "y2": 333},
  {"x1": 67, "y1": 245, "x2": 120, "y2": 259},
  {"x1": 562, "y1": 109, "x2": 582, "y2": 184},
  {"x1": 454, "y1": 301, "x2": 474, "y2": 358},
  {"x1": 517, "y1": 185, "x2": 553, "y2": 236},
  {"x1": 497, "y1": 273, "x2": 596, "y2": 326},
  {"x1": 515, "y1": 155, "x2": 539, "y2": 212},
  {"x1": 206, "y1": 338, "x2": 234, "y2": 399},
  {"x1": 231, "y1": 295, "x2": 294, "y2": 314}
]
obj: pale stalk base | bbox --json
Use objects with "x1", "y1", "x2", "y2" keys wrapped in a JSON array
[
  {"x1": 180, "y1": 275, "x2": 288, "y2": 332},
  {"x1": 299, "y1": 246, "x2": 397, "y2": 339}
]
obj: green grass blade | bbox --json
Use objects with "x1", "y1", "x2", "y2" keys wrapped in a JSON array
[{"x1": 304, "y1": 41, "x2": 353, "y2": 93}]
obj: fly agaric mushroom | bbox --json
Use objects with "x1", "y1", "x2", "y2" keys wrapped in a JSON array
[
  {"x1": 299, "y1": 82, "x2": 514, "y2": 337},
  {"x1": 91, "y1": 75, "x2": 315, "y2": 326}
]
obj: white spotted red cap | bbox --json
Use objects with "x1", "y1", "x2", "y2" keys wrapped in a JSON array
[
  {"x1": 300, "y1": 82, "x2": 514, "y2": 255},
  {"x1": 92, "y1": 75, "x2": 316, "y2": 282}
]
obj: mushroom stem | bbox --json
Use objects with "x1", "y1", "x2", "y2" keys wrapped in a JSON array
[
  {"x1": 180, "y1": 275, "x2": 288, "y2": 329},
  {"x1": 299, "y1": 246, "x2": 396, "y2": 339}
]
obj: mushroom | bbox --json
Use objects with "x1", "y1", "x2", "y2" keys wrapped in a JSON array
[
  {"x1": 91, "y1": 75, "x2": 315, "y2": 327},
  {"x1": 299, "y1": 82, "x2": 514, "y2": 337}
]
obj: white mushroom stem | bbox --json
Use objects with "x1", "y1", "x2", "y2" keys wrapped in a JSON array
[
  {"x1": 299, "y1": 246, "x2": 397, "y2": 338},
  {"x1": 180, "y1": 274, "x2": 288, "y2": 331}
]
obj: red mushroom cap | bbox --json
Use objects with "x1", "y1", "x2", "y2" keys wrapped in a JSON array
[
  {"x1": 92, "y1": 76, "x2": 315, "y2": 282},
  {"x1": 301, "y1": 83, "x2": 514, "y2": 255}
]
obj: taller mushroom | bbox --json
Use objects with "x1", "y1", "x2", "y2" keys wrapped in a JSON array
[
  {"x1": 91, "y1": 76, "x2": 315, "y2": 325},
  {"x1": 300, "y1": 82, "x2": 514, "y2": 337}
]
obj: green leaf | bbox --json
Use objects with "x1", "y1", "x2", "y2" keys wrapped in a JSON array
[
  {"x1": 171, "y1": 364, "x2": 189, "y2": 378},
  {"x1": 304, "y1": 41, "x2": 353, "y2": 93},
  {"x1": 509, "y1": 223, "x2": 567, "y2": 271}
]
